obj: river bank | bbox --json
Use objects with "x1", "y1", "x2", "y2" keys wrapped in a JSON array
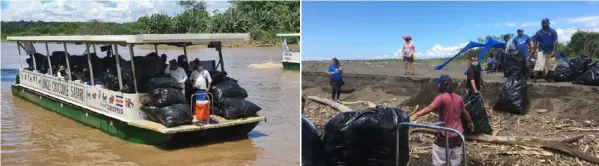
[{"x1": 302, "y1": 60, "x2": 599, "y2": 165}]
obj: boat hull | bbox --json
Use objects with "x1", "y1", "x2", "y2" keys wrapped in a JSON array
[
  {"x1": 11, "y1": 84, "x2": 260, "y2": 146},
  {"x1": 282, "y1": 62, "x2": 300, "y2": 70}
]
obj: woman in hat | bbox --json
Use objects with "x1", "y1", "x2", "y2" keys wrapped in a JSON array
[{"x1": 402, "y1": 35, "x2": 416, "y2": 75}]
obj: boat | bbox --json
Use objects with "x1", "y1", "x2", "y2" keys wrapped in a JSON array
[
  {"x1": 8, "y1": 33, "x2": 266, "y2": 146},
  {"x1": 276, "y1": 33, "x2": 300, "y2": 70}
]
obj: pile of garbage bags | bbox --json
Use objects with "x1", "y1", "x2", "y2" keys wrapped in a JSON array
[
  {"x1": 302, "y1": 116, "x2": 334, "y2": 166},
  {"x1": 141, "y1": 76, "x2": 192, "y2": 127},
  {"x1": 494, "y1": 74, "x2": 529, "y2": 114},
  {"x1": 554, "y1": 56, "x2": 598, "y2": 86},
  {"x1": 461, "y1": 92, "x2": 493, "y2": 134},
  {"x1": 322, "y1": 106, "x2": 410, "y2": 166},
  {"x1": 209, "y1": 71, "x2": 261, "y2": 119}
]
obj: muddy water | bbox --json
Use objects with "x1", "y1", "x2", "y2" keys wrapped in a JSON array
[{"x1": 1, "y1": 43, "x2": 300, "y2": 165}]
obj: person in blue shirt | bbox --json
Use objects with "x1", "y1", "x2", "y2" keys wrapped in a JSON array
[
  {"x1": 512, "y1": 29, "x2": 533, "y2": 77},
  {"x1": 328, "y1": 58, "x2": 343, "y2": 102},
  {"x1": 532, "y1": 18, "x2": 558, "y2": 82}
]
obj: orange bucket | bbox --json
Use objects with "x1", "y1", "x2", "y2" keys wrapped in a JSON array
[{"x1": 195, "y1": 101, "x2": 210, "y2": 121}]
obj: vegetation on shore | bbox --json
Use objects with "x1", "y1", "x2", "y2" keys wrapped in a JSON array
[{"x1": 1, "y1": 1, "x2": 300, "y2": 47}]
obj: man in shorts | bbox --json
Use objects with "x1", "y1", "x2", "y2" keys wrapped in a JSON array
[{"x1": 532, "y1": 18, "x2": 558, "y2": 82}]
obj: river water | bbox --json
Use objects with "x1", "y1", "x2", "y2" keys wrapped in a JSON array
[{"x1": 0, "y1": 43, "x2": 300, "y2": 165}]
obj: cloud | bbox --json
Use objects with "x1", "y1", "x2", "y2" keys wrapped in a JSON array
[
  {"x1": 0, "y1": 0, "x2": 230, "y2": 23},
  {"x1": 556, "y1": 27, "x2": 599, "y2": 42}
]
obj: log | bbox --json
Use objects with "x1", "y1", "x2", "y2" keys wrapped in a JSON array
[
  {"x1": 340, "y1": 100, "x2": 376, "y2": 107},
  {"x1": 409, "y1": 128, "x2": 598, "y2": 165},
  {"x1": 307, "y1": 96, "x2": 353, "y2": 112}
]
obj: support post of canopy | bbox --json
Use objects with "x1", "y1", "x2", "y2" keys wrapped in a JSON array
[
  {"x1": 92, "y1": 44, "x2": 97, "y2": 54},
  {"x1": 85, "y1": 43, "x2": 95, "y2": 86},
  {"x1": 30, "y1": 52, "x2": 37, "y2": 72},
  {"x1": 16, "y1": 41, "x2": 24, "y2": 69},
  {"x1": 216, "y1": 42, "x2": 224, "y2": 72},
  {"x1": 45, "y1": 42, "x2": 53, "y2": 75},
  {"x1": 63, "y1": 43, "x2": 72, "y2": 81},
  {"x1": 183, "y1": 45, "x2": 188, "y2": 61},
  {"x1": 114, "y1": 44, "x2": 123, "y2": 91},
  {"x1": 154, "y1": 44, "x2": 158, "y2": 55},
  {"x1": 128, "y1": 44, "x2": 138, "y2": 93}
]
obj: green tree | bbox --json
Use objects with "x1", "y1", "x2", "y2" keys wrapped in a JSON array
[
  {"x1": 179, "y1": 0, "x2": 207, "y2": 11},
  {"x1": 173, "y1": 8, "x2": 210, "y2": 33},
  {"x1": 135, "y1": 13, "x2": 174, "y2": 34}
]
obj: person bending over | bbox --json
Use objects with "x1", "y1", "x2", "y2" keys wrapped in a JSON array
[{"x1": 410, "y1": 75, "x2": 474, "y2": 166}]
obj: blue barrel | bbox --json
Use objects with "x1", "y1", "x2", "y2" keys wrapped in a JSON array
[{"x1": 195, "y1": 90, "x2": 207, "y2": 101}]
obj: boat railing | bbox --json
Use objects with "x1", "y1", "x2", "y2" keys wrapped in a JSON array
[{"x1": 396, "y1": 122, "x2": 467, "y2": 166}]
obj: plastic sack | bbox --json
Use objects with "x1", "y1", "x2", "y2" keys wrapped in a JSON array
[
  {"x1": 151, "y1": 88, "x2": 187, "y2": 107},
  {"x1": 462, "y1": 92, "x2": 493, "y2": 134},
  {"x1": 143, "y1": 52, "x2": 166, "y2": 77},
  {"x1": 505, "y1": 51, "x2": 527, "y2": 78},
  {"x1": 213, "y1": 97, "x2": 261, "y2": 119},
  {"x1": 141, "y1": 105, "x2": 160, "y2": 122},
  {"x1": 302, "y1": 116, "x2": 334, "y2": 166},
  {"x1": 154, "y1": 104, "x2": 193, "y2": 127},
  {"x1": 323, "y1": 106, "x2": 410, "y2": 166},
  {"x1": 554, "y1": 64, "x2": 573, "y2": 82},
  {"x1": 572, "y1": 66, "x2": 599, "y2": 86},
  {"x1": 494, "y1": 75, "x2": 529, "y2": 114},
  {"x1": 103, "y1": 70, "x2": 120, "y2": 91},
  {"x1": 569, "y1": 56, "x2": 596, "y2": 79},
  {"x1": 146, "y1": 76, "x2": 184, "y2": 92},
  {"x1": 211, "y1": 79, "x2": 248, "y2": 101},
  {"x1": 209, "y1": 70, "x2": 228, "y2": 85}
]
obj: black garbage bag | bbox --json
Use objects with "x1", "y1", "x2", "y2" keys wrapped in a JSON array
[
  {"x1": 461, "y1": 92, "x2": 493, "y2": 134},
  {"x1": 323, "y1": 107, "x2": 410, "y2": 166},
  {"x1": 144, "y1": 52, "x2": 166, "y2": 77},
  {"x1": 302, "y1": 116, "x2": 334, "y2": 166},
  {"x1": 214, "y1": 97, "x2": 261, "y2": 119},
  {"x1": 506, "y1": 50, "x2": 527, "y2": 78},
  {"x1": 151, "y1": 88, "x2": 187, "y2": 107},
  {"x1": 211, "y1": 79, "x2": 248, "y2": 101},
  {"x1": 554, "y1": 64, "x2": 573, "y2": 82},
  {"x1": 154, "y1": 104, "x2": 193, "y2": 127},
  {"x1": 569, "y1": 56, "x2": 596, "y2": 79},
  {"x1": 210, "y1": 70, "x2": 228, "y2": 85},
  {"x1": 103, "y1": 70, "x2": 120, "y2": 91},
  {"x1": 146, "y1": 76, "x2": 184, "y2": 91},
  {"x1": 572, "y1": 66, "x2": 599, "y2": 86},
  {"x1": 494, "y1": 75, "x2": 529, "y2": 114},
  {"x1": 141, "y1": 105, "x2": 160, "y2": 122}
]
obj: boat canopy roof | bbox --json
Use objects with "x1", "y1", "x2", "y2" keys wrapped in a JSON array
[
  {"x1": 276, "y1": 33, "x2": 300, "y2": 37},
  {"x1": 6, "y1": 33, "x2": 251, "y2": 45}
]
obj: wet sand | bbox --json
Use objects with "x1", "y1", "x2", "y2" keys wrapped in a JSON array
[{"x1": 1, "y1": 43, "x2": 300, "y2": 166}]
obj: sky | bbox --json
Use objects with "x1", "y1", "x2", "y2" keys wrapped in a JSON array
[
  {"x1": 0, "y1": 0, "x2": 231, "y2": 23},
  {"x1": 302, "y1": 1, "x2": 599, "y2": 60}
]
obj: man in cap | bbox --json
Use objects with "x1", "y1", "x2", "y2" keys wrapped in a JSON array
[
  {"x1": 512, "y1": 29, "x2": 533, "y2": 76},
  {"x1": 410, "y1": 75, "x2": 474, "y2": 166},
  {"x1": 500, "y1": 34, "x2": 512, "y2": 77},
  {"x1": 532, "y1": 18, "x2": 558, "y2": 82}
]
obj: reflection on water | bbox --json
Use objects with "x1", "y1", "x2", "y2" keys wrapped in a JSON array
[{"x1": 1, "y1": 43, "x2": 300, "y2": 165}]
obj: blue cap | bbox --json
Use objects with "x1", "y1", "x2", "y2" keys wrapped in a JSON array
[{"x1": 542, "y1": 18, "x2": 550, "y2": 24}]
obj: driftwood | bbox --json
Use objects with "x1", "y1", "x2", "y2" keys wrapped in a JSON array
[
  {"x1": 410, "y1": 128, "x2": 599, "y2": 165},
  {"x1": 340, "y1": 100, "x2": 377, "y2": 107},
  {"x1": 306, "y1": 96, "x2": 353, "y2": 112}
]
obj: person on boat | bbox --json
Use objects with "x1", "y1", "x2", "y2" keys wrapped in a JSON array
[
  {"x1": 410, "y1": 75, "x2": 474, "y2": 166},
  {"x1": 467, "y1": 56, "x2": 486, "y2": 94},
  {"x1": 191, "y1": 62, "x2": 212, "y2": 100},
  {"x1": 531, "y1": 18, "x2": 558, "y2": 83},
  {"x1": 165, "y1": 59, "x2": 188, "y2": 94},
  {"x1": 328, "y1": 58, "x2": 343, "y2": 102},
  {"x1": 402, "y1": 35, "x2": 416, "y2": 75},
  {"x1": 57, "y1": 65, "x2": 68, "y2": 80}
]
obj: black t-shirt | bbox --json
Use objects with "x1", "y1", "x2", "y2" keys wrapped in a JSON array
[{"x1": 467, "y1": 65, "x2": 482, "y2": 91}]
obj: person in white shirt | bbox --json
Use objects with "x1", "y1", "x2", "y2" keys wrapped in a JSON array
[
  {"x1": 164, "y1": 60, "x2": 188, "y2": 94},
  {"x1": 190, "y1": 62, "x2": 212, "y2": 98}
]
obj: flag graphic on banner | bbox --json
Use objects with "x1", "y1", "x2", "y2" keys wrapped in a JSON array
[
  {"x1": 116, "y1": 95, "x2": 123, "y2": 107},
  {"x1": 126, "y1": 98, "x2": 133, "y2": 108},
  {"x1": 282, "y1": 38, "x2": 290, "y2": 52}
]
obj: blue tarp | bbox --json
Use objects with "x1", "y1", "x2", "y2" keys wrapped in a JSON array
[{"x1": 434, "y1": 38, "x2": 568, "y2": 71}]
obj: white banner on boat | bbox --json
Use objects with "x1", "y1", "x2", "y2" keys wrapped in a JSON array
[{"x1": 19, "y1": 70, "x2": 151, "y2": 122}]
